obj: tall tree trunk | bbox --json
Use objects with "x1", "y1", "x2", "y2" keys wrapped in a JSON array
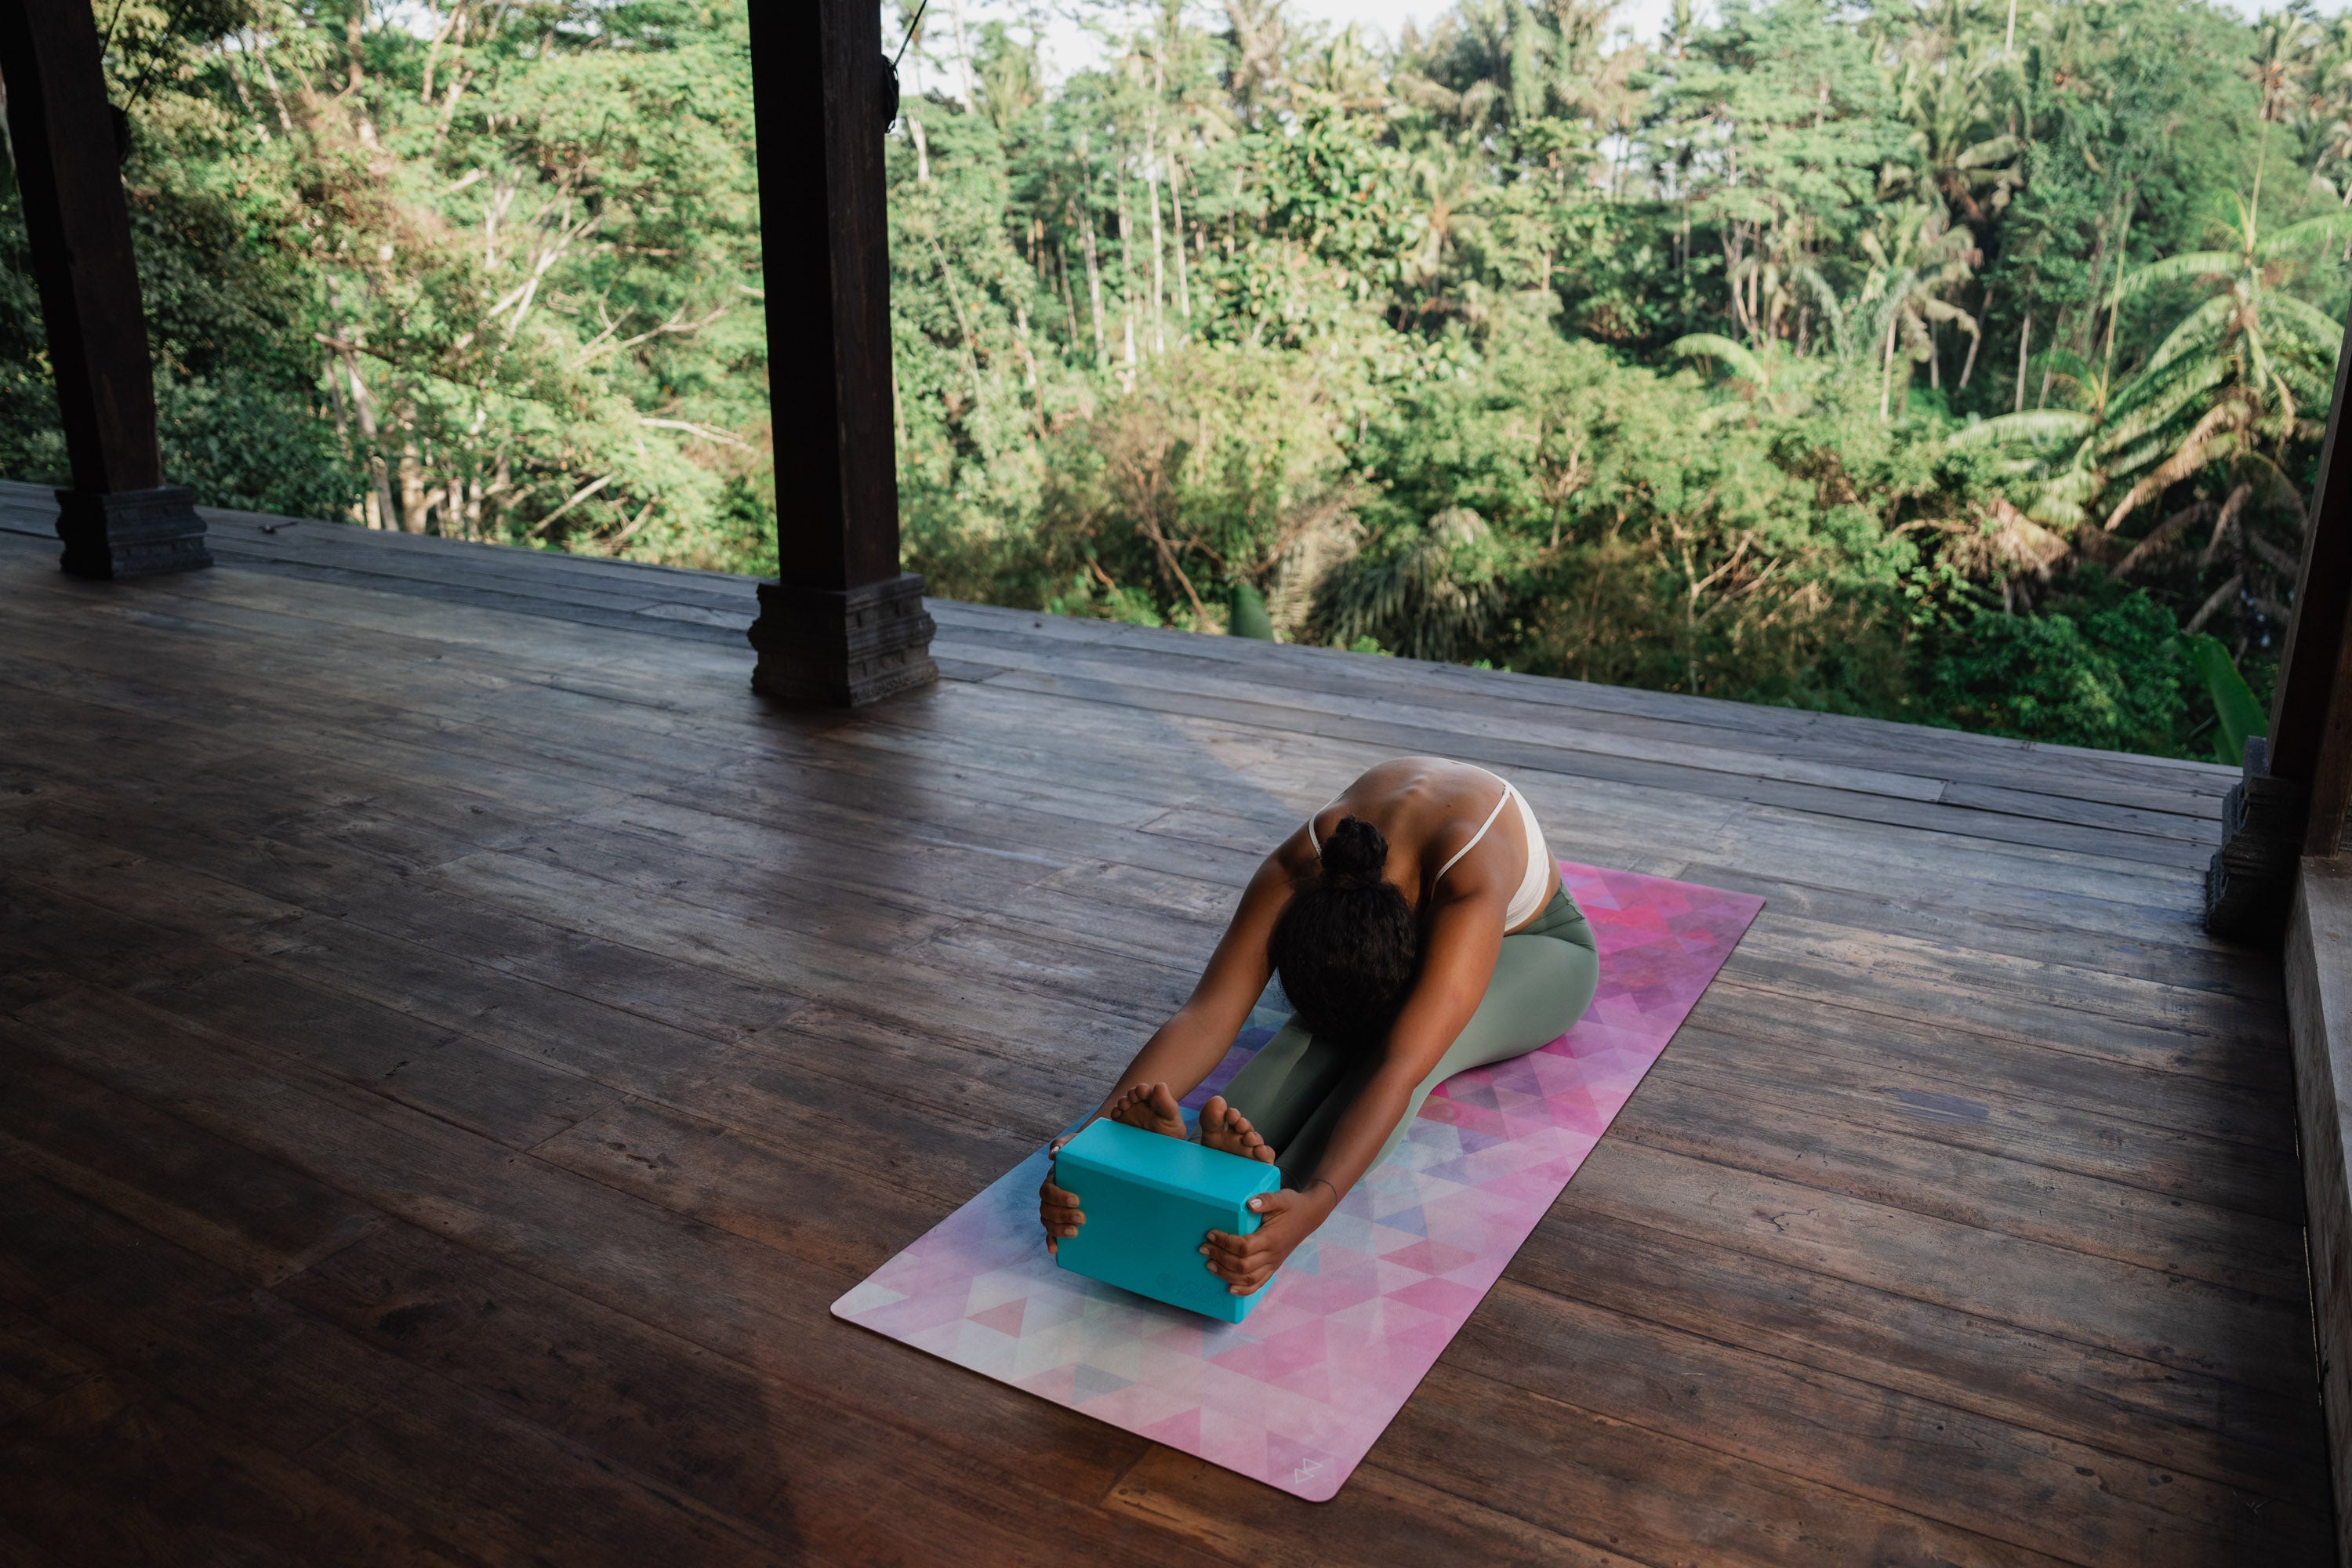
[
  {"x1": 1014, "y1": 302, "x2": 1038, "y2": 389},
  {"x1": 1878, "y1": 312, "x2": 1897, "y2": 423},
  {"x1": 1958, "y1": 285, "x2": 1988, "y2": 390},
  {"x1": 1078, "y1": 138, "x2": 1108, "y2": 369},
  {"x1": 1080, "y1": 199, "x2": 1106, "y2": 370},
  {"x1": 1116, "y1": 167, "x2": 1138, "y2": 361},
  {"x1": 1145, "y1": 143, "x2": 1167, "y2": 354},
  {"x1": 1055, "y1": 240, "x2": 1079, "y2": 347},
  {"x1": 341, "y1": 349, "x2": 401, "y2": 530},
  {"x1": 1167, "y1": 147, "x2": 1192, "y2": 325},
  {"x1": 397, "y1": 437, "x2": 429, "y2": 534},
  {"x1": 2013, "y1": 309, "x2": 2032, "y2": 412},
  {"x1": 946, "y1": 0, "x2": 975, "y2": 105}
]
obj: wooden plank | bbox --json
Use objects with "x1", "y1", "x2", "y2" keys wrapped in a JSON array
[
  {"x1": 23, "y1": 550, "x2": 2220, "y2": 902},
  {"x1": 0, "y1": 1309, "x2": 103, "y2": 1425},
  {"x1": 0, "y1": 852, "x2": 640, "y2": 1154},
  {"x1": 0, "y1": 1372, "x2": 474, "y2": 1568},
  {"x1": 1615, "y1": 1065, "x2": 2309, "y2": 1298},
  {"x1": 0, "y1": 1168, "x2": 423, "y2": 1457},
  {"x1": 0, "y1": 1516, "x2": 71, "y2": 1568},
  {"x1": 1724, "y1": 916, "x2": 2292, "y2": 1092},
  {"x1": 976, "y1": 664, "x2": 2218, "y2": 869},
  {"x1": 1936, "y1": 777, "x2": 2223, "y2": 841},
  {"x1": 0, "y1": 1039, "x2": 384, "y2": 1288},
  {"x1": 1372, "y1": 1368, "x2": 2078, "y2": 1568},
  {"x1": 0, "y1": 1175, "x2": 816, "y2": 1568},
  {"x1": 1107, "y1": 1449, "x2": 1654, "y2": 1568},
  {"x1": 2285, "y1": 856, "x2": 2352, "y2": 1544},
  {"x1": 1661, "y1": 1014, "x2": 2302, "y2": 1218},
  {"x1": 1165, "y1": 714, "x2": 2216, "y2": 912},
  {"x1": 1553, "y1": 1139, "x2": 2321, "y2": 1395},
  {"x1": 1675, "y1": 860, "x2": 2278, "y2": 995},
  {"x1": 958, "y1": 617, "x2": 2238, "y2": 834},
  {"x1": 1506, "y1": 1206, "x2": 2330, "y2": 1503},
  {"x1": 208, "y1": 549, "x2": 749, "y2": 648},
  {"x1": 0, "y1": 552, "x2": 2220, "y2": 940},
  {"x1": 924, "y1": 599, "x2": 2237, "y2": 802},
  {"x1": 279, "y1": 1222, "x2": 1220, "y2": 1568},
  {"x1": 0, "y1": 996, "x2": 1230, "y2": 1567},
  {"x1": 323, "y1": 880, "x2": 802, "y2": 1045},
  {"x1": 1450, "y1": 1280, "x2": 2330, "y2": 1563}
]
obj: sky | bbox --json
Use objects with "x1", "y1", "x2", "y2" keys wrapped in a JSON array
[
  {"x1": 893, "y1": 0, "x2": 1664, "y2": 101},
  {"x1": 892, "y1": 0, "x2": 2303, "y2": 101}
]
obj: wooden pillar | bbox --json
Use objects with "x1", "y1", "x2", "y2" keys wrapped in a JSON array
[
  {"x1": 2207, "y1": 325, "x2": 2352, "y2": 935},
  {"x1": 0, "y1": 0, "x2": 209, "y2": 579},
  {"x1": 740, "y1": 0, "x2": 935, "y2": 706},
  {"x1": 2273, "y1": 363, "x2": 2352, "y2": 859}
]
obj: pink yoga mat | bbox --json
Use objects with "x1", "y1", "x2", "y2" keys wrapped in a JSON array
[{"x1": 832, "y1": 863, "x2": 1763, "y2": 1501}]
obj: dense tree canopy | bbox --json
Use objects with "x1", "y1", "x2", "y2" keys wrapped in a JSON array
[{"x1": 5, "y1": 0, "x2": 2349, "y2": 757}]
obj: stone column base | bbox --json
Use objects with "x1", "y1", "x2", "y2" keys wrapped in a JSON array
[
  {"x1": 746, "y1": 573, "x2": 937, "y2": 707},
  {"x1": 56, "y1": 485, "x2": 212, "y2": 579}
]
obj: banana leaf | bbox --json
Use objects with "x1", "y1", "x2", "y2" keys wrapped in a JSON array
[{"x1": 2174, "y1": 632, "x2": 2267, "y2": 764}]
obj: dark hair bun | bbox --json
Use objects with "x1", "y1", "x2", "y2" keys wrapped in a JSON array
[
  {"x1": 1319, "y1": 816, "x2": 1388, "y2": 887},
  {"x1": 1269, "y1": 816, "x2": 1418, "y2": 1047}
]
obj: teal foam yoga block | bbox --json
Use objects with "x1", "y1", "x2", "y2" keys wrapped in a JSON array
[{"x1": 1052, "y1": 1117, "x2": 1283, "y2": 1323}]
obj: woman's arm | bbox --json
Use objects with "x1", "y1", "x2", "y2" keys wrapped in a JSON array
[
  {"x1": 1086, "y1": 842, "x2": 1300, "y2": 1112},
  {"x1": 1200, "y1": 887, "x2": 1504, "y2": 1292},
  {"x1": 1040, "y1": 840, "x2": 1301, "y2": 1250}
]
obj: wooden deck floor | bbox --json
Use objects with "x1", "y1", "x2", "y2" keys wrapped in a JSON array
[{"x1": 0, "y1": 485, "x2": 2330, "y2": 1566}]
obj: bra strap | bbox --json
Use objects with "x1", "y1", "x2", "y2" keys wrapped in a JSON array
[
  {"x1": 1305, "y1": 797, "x2": 1339, "y2": 855},
  {"x1": 1435, "y1": 786, "x2": 1512, "y2": 883}
]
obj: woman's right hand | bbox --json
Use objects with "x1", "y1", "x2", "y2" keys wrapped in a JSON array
[{"x1": 1039, "y1": 1133, "x2": 1084, "y2": 1253}]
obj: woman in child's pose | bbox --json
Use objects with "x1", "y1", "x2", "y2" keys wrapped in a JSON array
[{"x1": 1040, "y1": 757, "x2": 1600, "y2": 1296}]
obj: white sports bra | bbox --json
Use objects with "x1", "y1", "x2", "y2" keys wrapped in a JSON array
[{"x1": 1306, "y1": 764, "x2": 1554, "y2": 929}]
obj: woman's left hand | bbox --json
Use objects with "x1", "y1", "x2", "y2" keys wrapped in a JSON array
[{"x1": 1200, "y1": 1185, "x2": 1337, "y2": 1296}]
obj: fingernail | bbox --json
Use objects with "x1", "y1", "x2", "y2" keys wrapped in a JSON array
[
  {"x1": 1248, "y1": 1199, "x2": 1262, "y2": 1210},
  {"x1": 1197, "y1": 1245, "x2": 1209, "y2": 1255},
  {"x1": 1204, "y1": 1261, "x2": 1216, "y2": 1272}
]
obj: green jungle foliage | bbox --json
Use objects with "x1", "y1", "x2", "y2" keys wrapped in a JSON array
[{"x1": 4, "y1": 0, "x2": 2348, "y2": 757}]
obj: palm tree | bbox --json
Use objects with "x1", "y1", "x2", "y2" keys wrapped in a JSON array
[
  {"x1": 1966, "y1": 198, "x2": 2350, "y2": 533},
  {"x1": 1886, "y1": 4, "x2": 2024, "y2": 227},
  {"x1": 1949, "y1": 194, "x2": 2348, "y2": 648},
  {"x1": 1858, "y1": 201, "x2": 1981, "y2": 419}
]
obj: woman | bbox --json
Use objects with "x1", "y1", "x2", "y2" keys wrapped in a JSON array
[{"x1": 1039, "y1": 757, "x2": 1600, "y2": 1298}]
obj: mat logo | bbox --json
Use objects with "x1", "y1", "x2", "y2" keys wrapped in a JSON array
[{"x1": 1292, "y1": 1458, "x2": 1323, "y2": 1485}]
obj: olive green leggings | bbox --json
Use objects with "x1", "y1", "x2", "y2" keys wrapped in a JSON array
[{"x1": 1223, "y1": 885, "x2": 1601, "y2": 1183}]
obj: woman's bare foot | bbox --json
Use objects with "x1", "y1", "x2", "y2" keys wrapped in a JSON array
[
  {"x1": 1105, "y1": 1081, "x2": 1188, "y2": 1140},
  {"x1": 1197, "y1": 1095, "x2": 1276, "y2": 1163}
]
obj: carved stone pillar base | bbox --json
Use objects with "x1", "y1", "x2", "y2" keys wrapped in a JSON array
[
  {"x1": 2204, "y1": 736, "x2": 2307, "y2": 942},
  {"x1": 747, "y1": 572, "x2": 937, "y2": 707},
  {"x1": 55, "y1": 485, "x2": 212, "y2": 579}
]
